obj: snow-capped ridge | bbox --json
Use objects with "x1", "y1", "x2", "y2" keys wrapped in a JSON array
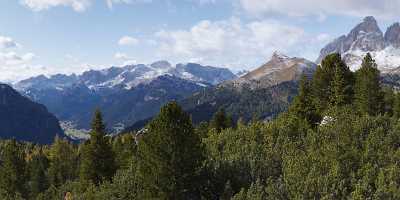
[
  {"x1": 317, "y1": 16, "x2": 400, "y2": 72},
  {"x1": 15, "y1": 61, "x2": 237, "y2": 91}
]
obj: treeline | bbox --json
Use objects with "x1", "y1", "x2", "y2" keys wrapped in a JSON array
[{"x1": 1, "y1": 53, "x2": 400, "y2": 199}]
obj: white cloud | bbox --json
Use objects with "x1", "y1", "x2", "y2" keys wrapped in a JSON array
[
  {"x1": 238, "y1": 0, "x2": 400, "y2": 19},
  {"x1": 0, "y1": 51, "x2": 40, "y2": 82},
  {"x1": 0, "y1": 36, "x2": 18, "y2": 49},
  {"x1": 114, "y1": 52, "x2": 137, "y2": 65},
  {"x1": 154, "y1": 18, "x2": 321, "y2": 70},
  {"x1": 118, "y1": 36, "x2": 139, "y2": 46},
  {"x1": 21, "y1": 0, "x2": 92, "y2": 12},
  {"x1": 0, "y1": 52, "x2": 35, "y2": 66},
  {"x1": 106, "y1": 0, "x2": 152, "y2": 9}
]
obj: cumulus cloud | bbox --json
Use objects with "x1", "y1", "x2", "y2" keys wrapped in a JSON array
[
  {"x1": 0, "y1": 36, "x2": 18, "y2": 49},
  {"x1": 21, "y1": 0, "x2": 92, "y2": 12},
  {"x1": 154, "y1": 18, "x2": 323, "y2": 69},
  {"x1": 118, "y1": 36, "x2": 139, "y2": 46},
  {"x1": 238, "y1": 0, "x2": 400, "y2": 19}
]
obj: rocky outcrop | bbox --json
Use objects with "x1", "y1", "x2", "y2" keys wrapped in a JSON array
[
  {"x1": 317, "y1": 16, "x2": 400, "y2": 72},
  {"x1": 385, "y1": 22, "x2": 400, "y2": 48},
  {"x1": 228, "y1": 52, "x2": 316, "y2": 89}
]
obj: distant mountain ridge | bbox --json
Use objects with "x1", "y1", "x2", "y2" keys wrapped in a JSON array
[
  {"x1": 317, "y1": 16, "x2": 400, "y2": 72},
  {"x1": 15, "y1": 61, "x2": 236, "y2": 91},
  {"x1": 125, "y1": 52, "x2": 315, "y2": 132},
  {"x1": 224, "y1": 52, "x2": 317, "y2": 89},
  {"x1": 0, "y1": 84, "x2": 64, "y2": 144},
  {"x1": 14, "y1": 62, "x2": 236, "y2": 136}
]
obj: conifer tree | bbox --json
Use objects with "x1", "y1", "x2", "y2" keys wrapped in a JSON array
[
  {"x1": 48, "y1": 136, "x2": 77, "y2": 187},
  {"x1": 393, "y1": 93, "x2": 400, "y2": 118},
  {"x1": 210, "y1": 108, "x2": 232, "y2": 133},
  {"x1": 137, "y1": 102, "x2": 204, "y2": 199},
  {"x1": 382, "y1": 87, "x2": 395, "y2": 116},
  {"x1": 0, "y1": 140, "x2": 27, "y2": 197},
  {"x1": 354, "y1": 53, "x2": 383, "y2": 115},
  {"x1": 80, "y1": 109, "x2": 116, "y2": 185},
  {"x1": 312, "y1": 53, "x2": 353, "y2": 111},
  {"x1": 28, "y1": 149, "x2": 48, "y2": 198},
  {"x1": 290, "y1": 75, "x2": 319, "y2": 125}
]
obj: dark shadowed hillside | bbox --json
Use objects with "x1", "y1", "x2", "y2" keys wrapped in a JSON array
[{"x1": 0, "y1": 84, "x2": 64, "y2": 144}]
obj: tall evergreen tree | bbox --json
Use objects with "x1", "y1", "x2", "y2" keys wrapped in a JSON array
[
  {"x1": 48, "y1": 136, "x2": 77, "y2": 187},
  {"x1": 393, "y1": 93, "x2": 400, "y2": 118},
  {"x1": 0, "y1": 140, "x2": 27, "y2": 197},
  {"x1": 354, "y1": 53, "x2": 383, "y2": 115},
  {"x1": 137, "y1": 102, "x2": 204, "y2": 199},
  {"x1": 382, "y1": 87, "x2": 395, "y2": 116},
  {"x1": 28, "y1": 149, "x2": 49, "y2": 198},
  {"x1": 210, "y1": 108, "x2": 232, "y2": 133},
  {"x1": 290, "y1": 75, "x2": 319, "y2": 125},
  {"x1": 312, "y1": 53, "x2": 353, "y2": 111},
  {"x1": 80, "y1": 109, "x2": 116, "y2": 185}
]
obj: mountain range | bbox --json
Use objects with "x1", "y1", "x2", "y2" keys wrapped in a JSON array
[
  {"x1": 6, "y1": 16, "x2": 400, "y2": 142},
  {"x1": 125, "y1": 53, "x2": 316, "y2": 131},
  {"x1": 14, "y1": 62, "x2": 236, "y2": 136}
]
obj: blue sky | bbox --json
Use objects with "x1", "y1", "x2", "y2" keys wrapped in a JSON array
[{"x1": 0, "y1": 0, "x2": 399, "y2": 82}]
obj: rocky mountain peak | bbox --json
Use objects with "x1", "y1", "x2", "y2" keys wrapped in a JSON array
[
  {"x1": 271, "y1": 51, "x2": 290, "y2": 62},
  {"x1": 347, "y1": 16, "x2": 384, "y2": 51},
  {"x1": 385, "y1": 22, "x2": 400, "y2": 48},
  {"x1": 229, "y1": 54, "x2": 316, "y2": 89}
]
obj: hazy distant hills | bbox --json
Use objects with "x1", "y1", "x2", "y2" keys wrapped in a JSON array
[
  {"x1": 0, "y1": 84, "x2": 64, "y2": 143},
  {"x1": 14, "y1": 61, "x2": 236, "y2": 134}
]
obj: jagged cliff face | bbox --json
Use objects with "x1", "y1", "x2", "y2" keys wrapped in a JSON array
[
  {"x1": 385, "y1": 23, "x2": 400, "y2": 48},
  {"x1": 227, "y1": 52, "x2": 317, "y2": 89},
  {"x1": 317, "y1": 16, "x2": 400, "y2": 72}
]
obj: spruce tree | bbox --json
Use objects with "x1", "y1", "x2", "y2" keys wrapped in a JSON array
[
  {"x1": 354, "y1": 53, "x2": 383, "y2": 115},
  {"x1": 80, "y1": 109, "x2": 116, "y2": 185},
  {"x1": 28, "y1": 149, "x2": 49, "y2": 198},
  {"x1": 48, "y1": 136, "x2": 77, "y2": 187},
  {"x1": 393, "y1": 93, "x2": 400, "y2": 118},
  {"x1": 290, "y1": 75, "x2": 319, "y2": 125},
  {"x1": 312, "y1": 53, "x2": 353, "y2": 111},
  {"x1": 210, "y1": 108, "x2": 232, "y2": 133},
  {"x1": 0, "y1": 140, "x2": 27, "y2": 197},
  {"x1": 137, "y1": 102, "x2": 204, "y2": 199}
]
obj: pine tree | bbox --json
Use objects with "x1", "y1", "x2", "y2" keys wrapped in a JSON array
[
  {"x1": 80, "y1": 109, "x2": 116, "y2": 185},
  {"x1": 48, "y1": 136, "x2": 77, "y2": 187},
  {"x1": 210, "y1": 108, "x2": 232, "y2": 133},
  {"x1": 393, "y1": 93, "x2": 400, "y2": 118},
  {"x1": 382, "y1": 87, "x2": 395, "y2": 116},
  {"x1": 28, "y1": 149, "x2": 49, "y2": 198},
  {"x1": 290, "y1": 75, "x2": 319, "y2": 125},
  {"x1": 354, "y1": 53, "x2": 383, "y2": 115},
  {"x1": 312, "y1": 53, "x2": 353, "y2": 111},
  {"x1": 331, "y1": 60, "x2": 353, "y2": 106},
  {"x1": 137, "y1": 102, "x2": 204, "y2": 199},
  {"x1": 0, "y1": 140, "x2": 27, "y2": 197}
]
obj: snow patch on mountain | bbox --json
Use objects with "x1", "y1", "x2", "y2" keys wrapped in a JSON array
[
  {"x1": 15, "y1": 61, "x2": 237, "y2": 92},
  {"x1": 318, "y1": 16, "x2": 400, "y2": 73}
]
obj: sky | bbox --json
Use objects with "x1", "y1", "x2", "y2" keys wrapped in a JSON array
[{"x1": 1, "y1": 0, "x2": 400, "y2": 82}]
